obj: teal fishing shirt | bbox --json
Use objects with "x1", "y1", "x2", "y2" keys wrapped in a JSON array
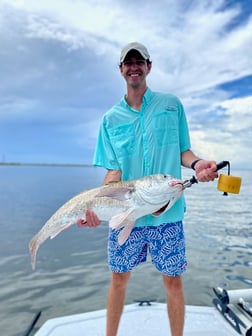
[{"x1": 93, "y1": 88, "x2": 191, "y2": 227}]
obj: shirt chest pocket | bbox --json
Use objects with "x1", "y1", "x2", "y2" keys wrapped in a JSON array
[
  {"x1": 152, "y1": 111, "x2": 179, "y2": 147},
  {"x1": 108, "y1": 122, "x2": 137, "y2": 158}
]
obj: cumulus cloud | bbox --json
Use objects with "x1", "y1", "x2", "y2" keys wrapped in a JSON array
[
  {"x1": 189, "y1": 96, "x2": 252, "y2": 167},
  {"x1": 0, "y1": 0, "x2": 251, "y2": 166}
]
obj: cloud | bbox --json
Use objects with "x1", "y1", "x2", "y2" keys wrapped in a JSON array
[
  {"x1": 0, "y1": 0, "x2": 251, "y2": 166},
  {"x1": 189, "y1": 95, "x2": 252, "y2": 167},
  {"x1": 220, "y1": 96, "x2": 252, "y2": 132}
]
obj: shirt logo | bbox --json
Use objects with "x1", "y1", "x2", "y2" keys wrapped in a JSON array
[{"x1": 165, "y1": 106, "x2": 176, "y2": 111}]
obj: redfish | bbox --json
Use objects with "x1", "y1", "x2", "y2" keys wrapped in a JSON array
[{"x1": 29, "y1": 174, "x2": 183, "y2": 270}]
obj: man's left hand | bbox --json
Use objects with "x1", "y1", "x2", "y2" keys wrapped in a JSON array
[{"x1": 194, "y1": 160, "x2": 218, "y2": 182}]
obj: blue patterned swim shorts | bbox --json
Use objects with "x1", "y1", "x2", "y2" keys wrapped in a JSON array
[{"x1": 108, "y1": 221, "x2": 187, "y2": 276}]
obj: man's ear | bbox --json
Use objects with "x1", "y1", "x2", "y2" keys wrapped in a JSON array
[{"x1": 147, "y1": 62, "x2": 152, "y2": 74}]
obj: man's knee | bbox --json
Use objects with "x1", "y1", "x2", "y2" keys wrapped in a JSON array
[
  {"x1": 162, "y1": 275, "x2": 183, "y2": 294},
  {"x1": 111, "y1": 271, "x2": 131, "y2": 289}
]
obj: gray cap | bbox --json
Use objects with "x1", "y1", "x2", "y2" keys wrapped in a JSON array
[{"x1": 120, "y1": 42, "x2": 150, "y2": 63}]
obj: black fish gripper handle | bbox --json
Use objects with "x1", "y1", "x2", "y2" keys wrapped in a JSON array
[{"x1": 216, "y1": 161, "x2": 230, "y2": 172}]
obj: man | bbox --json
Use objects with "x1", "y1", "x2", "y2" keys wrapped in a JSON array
[{"x1": 78, "y1": 42, "x2": 218, "y2": 336}]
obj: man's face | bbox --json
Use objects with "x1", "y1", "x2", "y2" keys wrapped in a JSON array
[{"x1": 120, "y1": 51, "x2": 152, "y2": 88}]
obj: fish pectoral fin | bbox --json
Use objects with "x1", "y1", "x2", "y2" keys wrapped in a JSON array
[
  {"x1": 95, "y1": 187, "x2": 135, "y2": 201},
  {"x1": 50, "y1": 222, "x2": 73, "y2": 239},
  {"x1": 109, "y1": 208, "x2": 135, "y2": 229},
  {"x1": 118, "y1": 221, "x2": 135, "y2": 245}
]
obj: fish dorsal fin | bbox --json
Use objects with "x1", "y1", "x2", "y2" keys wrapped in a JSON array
[
  {"x1": 118, "y1": 221, "x2": 135, "y2": 245},
  {"x1": 95, "y1": 187, "x2": 135, "y2": 201},
  {"x1": 109, "y1": 208, "x2": 135, "y2": 229}
]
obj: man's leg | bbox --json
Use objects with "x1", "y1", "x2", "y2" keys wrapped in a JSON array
[
  {"x1": 106, "y1": 271, "x2": 131, "y2": 336},
  {"x1": 163, "y1": 275, "x2": 185, "y2": 336}
]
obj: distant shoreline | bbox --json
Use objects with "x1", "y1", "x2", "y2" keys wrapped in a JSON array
[
  {"x1": 0, "y1": 162, "x2": 93, "y2": 167},
  {"x1": 0, "y1": 162, "x2": 249, "y2": 170}
]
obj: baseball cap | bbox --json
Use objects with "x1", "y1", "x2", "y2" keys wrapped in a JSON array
[{"x1": 120, "y1": 42, "x2": 150, "y2": 63}]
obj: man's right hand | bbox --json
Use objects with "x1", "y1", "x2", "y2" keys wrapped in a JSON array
[{"x1": 77, "y1": 209, "x2": 101, "y2": 227}]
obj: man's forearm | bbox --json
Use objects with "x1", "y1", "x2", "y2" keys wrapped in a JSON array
[
  {"x1": 103, "y1": 169, "x2": 122, "y2": 185},
  {"x1": 181, "y1": 150, "x2": 201, "y2": 169}
]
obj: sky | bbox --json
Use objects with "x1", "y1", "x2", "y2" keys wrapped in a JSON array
[{"x1": 0, "y1": 0, "x2": 251, "y2": 168}]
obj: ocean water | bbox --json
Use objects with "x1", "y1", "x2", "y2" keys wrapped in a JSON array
[{"x1": 0, "y1": 165, "x2": 251, "y2": 336}]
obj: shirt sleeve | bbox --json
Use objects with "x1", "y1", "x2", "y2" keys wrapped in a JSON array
[
  {"x1": 92, "y1": 116, "x2": 121, "y2": 170},
  {"x1": 178, "y1": 101, "x2": 191, "y2": 152}
]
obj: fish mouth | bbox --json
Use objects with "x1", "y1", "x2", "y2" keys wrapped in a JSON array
[
  {"x1": 168, "y1": 180, "x2": 184, "y2": 188},
  {"x1": 152, "y1": 201, "x2": 170, "y2": 216}
]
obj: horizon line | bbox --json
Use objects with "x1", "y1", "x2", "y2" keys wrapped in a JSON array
[{"x1": 0, "y1": 162, "x2": 93, "y2": 167}]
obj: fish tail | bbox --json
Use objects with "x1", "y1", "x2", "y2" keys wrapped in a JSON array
[{"x1": 29, "y1": 234, "x2": 40, "y2": 271}]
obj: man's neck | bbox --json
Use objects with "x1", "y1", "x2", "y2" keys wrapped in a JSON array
[{"x1": 125, "y1": 85, "x2": 147, "y2": 111}]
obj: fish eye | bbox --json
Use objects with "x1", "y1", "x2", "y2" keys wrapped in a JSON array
[{"x1": 163, "y1": 174, "x2": 167, "y2": 178}]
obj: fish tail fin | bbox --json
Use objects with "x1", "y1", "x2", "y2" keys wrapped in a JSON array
[{"x1": 29, "y1": 234, "x2": 40, "y2": 271}]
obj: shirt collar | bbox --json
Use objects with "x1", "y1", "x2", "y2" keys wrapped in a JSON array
[
  {"x1": 143, "y1": 87, "x2": 153, "y2": 104},
  {"x1": 121, "y1": 87, "x2": 153, "y2": 108}
]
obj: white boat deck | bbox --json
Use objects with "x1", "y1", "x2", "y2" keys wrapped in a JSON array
[{"x1": 35, "y1": 302, "x2": 239, "y2": 336}]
